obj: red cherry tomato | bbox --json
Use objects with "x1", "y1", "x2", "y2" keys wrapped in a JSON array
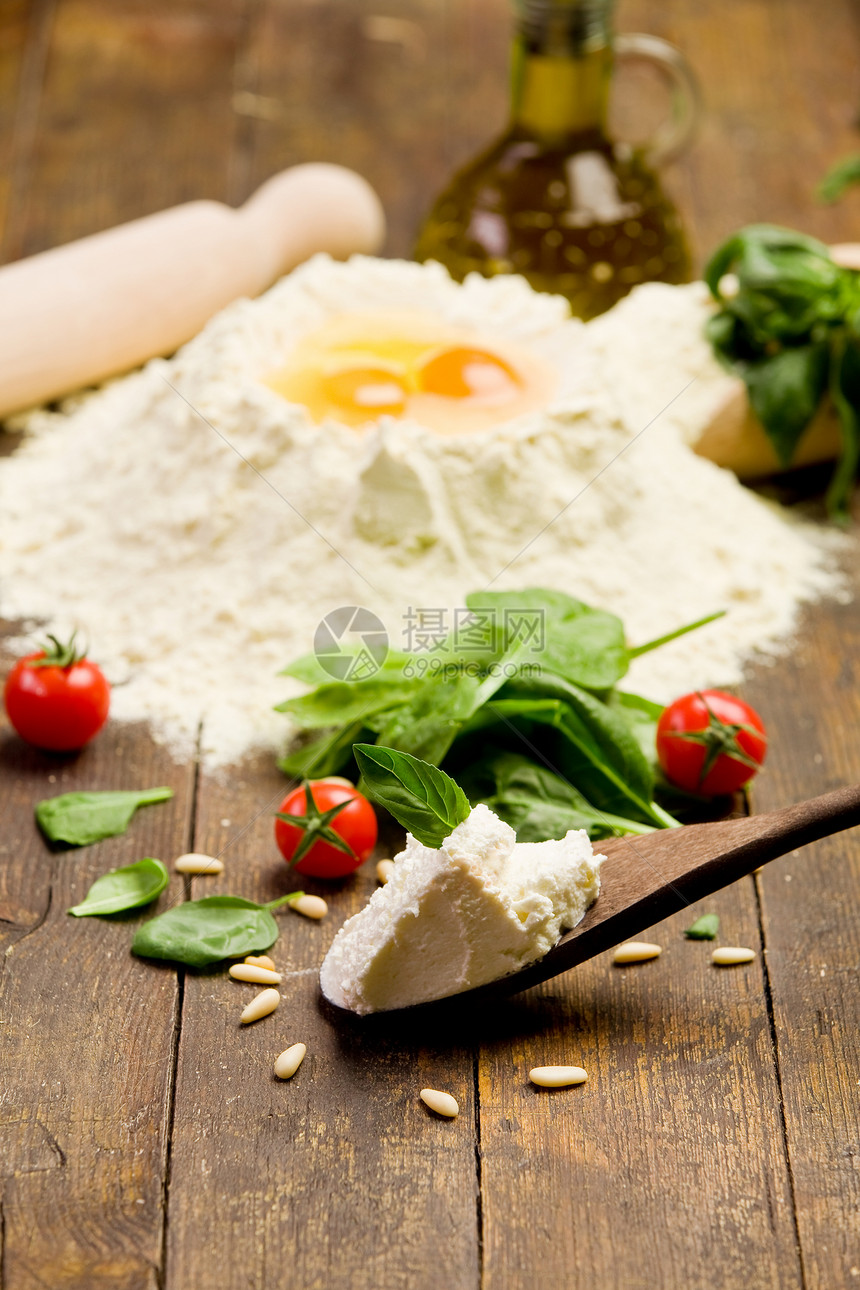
[
  {"x1": 656, "y1": 689, "x2": 767, "y2": 797},
  {"x1": 274, "y1": 780, "x2": 377, "y2": 879},
  {"x1": 4, "y1": 635, "x2": 110, "y2": 752}
]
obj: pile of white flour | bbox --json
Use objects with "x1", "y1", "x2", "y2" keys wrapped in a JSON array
[{"x1": 0, "y1": 255, "x2": 845, "y2": 767}]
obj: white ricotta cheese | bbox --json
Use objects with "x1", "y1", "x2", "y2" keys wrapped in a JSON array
[{"x1": 319, "y1": 803, "x2": 603, "y2": 1014}]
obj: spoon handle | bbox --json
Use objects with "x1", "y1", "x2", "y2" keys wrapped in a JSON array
[{"x1": 465, "y1": 782, "x2": 860, "y2": 1007}]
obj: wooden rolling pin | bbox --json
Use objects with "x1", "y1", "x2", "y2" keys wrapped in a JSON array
[{"x1": 0, "y1": 163, "x2": 385, "y2": 418}]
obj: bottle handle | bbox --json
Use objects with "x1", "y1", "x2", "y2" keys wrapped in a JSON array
[{"x1": 613, "y1": 33, "x2": 701, "y2": 163}]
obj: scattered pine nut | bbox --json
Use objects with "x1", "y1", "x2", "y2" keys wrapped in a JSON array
[
  {"x1": 175, "y1": 853, "x2": 224, "y2": 875},
  {"x1": 376, "y1": 859, "x2": 395, "y2": 884},
  {"x1": 229, "y1": 964, "x2": 282, "y2": 985},
  {"x1": 529, "y1": 1066, "x2": 588, "y2": 1088},
  {"x1": 291, "y1": 894, "x2": 328, "y2": 920},
  {"x1": 274, "y1": 1043, "x2": 307, "y2": 1080},
  {"x1": 420, "y1": 1089, "x2": 459, "y2": 1118},
  {"x1": 318, "y1": 776, "x2": 354, "y2": 788},
  {"x1": 239, "y1": 988, "x2": 280, "y2": 1024},
  {"x1": 613, "y1": 941, "x2": 662, "y2": 964},
  {"x1": 244, "y1": 955, "x2": 276, "y2": 971},
  {"x1": 712, "y1": 946, "x2": 756, "y2": 966}
]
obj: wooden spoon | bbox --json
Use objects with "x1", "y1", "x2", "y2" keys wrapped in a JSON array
[{"x1": 353, "y1": 783, "x2": 860, "y2": 1016}]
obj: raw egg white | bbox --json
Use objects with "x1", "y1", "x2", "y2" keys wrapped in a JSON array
[{"x1": 265, "y1": 309, "x2": 558, "y2": 434}]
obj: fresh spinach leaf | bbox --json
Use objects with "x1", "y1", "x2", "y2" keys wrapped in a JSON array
[
  {"x1": 278, "y1": 721, "x2": 370, "y2": 779},
  {"x1": 36, "y1": 787, "x2": 174, "y2": 847},
  {"x1": 354, "y1": 744, "x2": 471, "y2": 848},
  {"x1": 275, "y1": 676, "x2": 420, "y2": 728},
  {"x1": 466, "y1": 587, "x2": 629, "y2": 689},
  {"x1": 466, "y1": 751, "x2": 655, "y2": 841},
  {"x1": 132, "y1": 892, "x2": 301, "y2": 968},
  {"x1": 606, "y1": 690, "x2": 663, "y2": 771},
  {"x1": 276, "y1": 588, "x2": 721, "y2": 841},
  {"x1": 68, "y1": 857, "x2": 169, "y2": 917},
  {"x1": 628, "y1": 610, "x2": 726, "y2": 659},
  {"x1": 368, "y1": 672, "x2": 487, "y2": 766},
  {"x1": 280, "y1": 648, "x2": 415, "y2": 687},
  {"x1": 685, "y1": 912, "x2": 720, "y2": 940},
  {"x1": 463, "y1": 678, "x2": 675, "y2": 828}
]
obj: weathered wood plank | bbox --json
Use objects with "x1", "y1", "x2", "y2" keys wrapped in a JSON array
[
  {"x1": 744, "y1": 548, "x2": 860, "y2": 1290},
  {"x1": 477, "y1": 877, "x2": 802, "y2": 1289},
  {"x1": 617, "y1": 0, "x2": 860, "y2": 268},
  {"x1": 0, "y1": 2, "x2": 248, "y2": 1285},
  {"x1": 1, "y1": 0, "x2": 250, "y2": 262},
  {"x1": 0, "y1": 714, "x2": 194, "y2": 1290},
  {"x1": 234, "y1": 0, "x2": 509, "y2": 257},
  {"x1": 0, "y1": 0, "x2": 51, "y2": 257},
  {"x1": 163, "y1": 755, "x2": 480, "y2": 1290}
]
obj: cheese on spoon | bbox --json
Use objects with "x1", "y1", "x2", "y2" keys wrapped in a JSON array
[{"x1": 319, "y1": 804, "x2": 603, "y2": 1014}]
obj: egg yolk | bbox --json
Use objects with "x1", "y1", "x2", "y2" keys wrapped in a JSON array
[
  {"x1": 418, "y1": 347, "x2": 521, "y2": 401},
  {"x1": 322, "y1": 367, "x2": 409, "y2": 417},
  {"x1": 265, "y1": 312, "x2": 557, "y2": 433}
]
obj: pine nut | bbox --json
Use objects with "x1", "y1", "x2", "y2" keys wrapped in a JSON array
[
  {"x1": 229, "y1": 964, "x2": 282, "y2": 985},
  {"x1": 239, "y1": 988, "x2": 280, "y2": 1024},
  {"x1": 318, "y1": 776, "x2": 354, "y2": 788},
  {"x1": 712, "y1": 946, "x2": 756, "y2": 966},
  {"x1": 291, "y1": 894, "x2": 328, "y2": 920},
  {"x1": 244, "y1": 955, "x2": 276, "y2": 971},
  {"x1": 174, "y1": 852, "x2": 224, "y2": 875},
  {"x1": 419, "y1": 1089, "x2": 459, "y2": 1118},
  {"x1": 376, "y1": 859, "x2": 395, "y2": 884},
  {"x1": 613, "y1": 941, "x2": 662, "y2": 964},
  {"x1": 529, "y1": 1066, "x2": 588, "y2": 1088},
  {"x1": 274, "y1": 1043, "x2": 307, "y2": 1080}
]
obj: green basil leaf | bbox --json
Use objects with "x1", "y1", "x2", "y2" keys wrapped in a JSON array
[
  {"x1": 826, "y1": 335, "x2": 860, "y2": 520},
  {"x1": 745, "y1": 343, "x2": 830, "y2": 464},
  {"x1": 818, "y1": 154, "x2": 860, "y2": 203},
  {"x1": 68, "y1": 857, "x2": 169, "y2": 918},
  {"x1": 132, "y1": 896, "x2": 279, "y2": 967},
  {"x1": 354, "y1": 744, "x2": 471, "y2": 848},
  {"x1": 685, "y1": 913, "x2": 720, "y2": 940},
  {"x1": 35, "y1": 787, "x2": 174, "y2": 847}
]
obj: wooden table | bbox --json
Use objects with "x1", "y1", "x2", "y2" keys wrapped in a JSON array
[{"x1": 1, "y1": 3, "x2": 859, "y2": 1287}]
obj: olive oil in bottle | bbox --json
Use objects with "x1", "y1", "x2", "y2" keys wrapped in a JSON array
[{"x1": 415, "y1": 0, "x2": 698, "y2": 319}]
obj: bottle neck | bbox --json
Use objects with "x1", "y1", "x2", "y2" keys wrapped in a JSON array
[{"x1": 510, "y1": 1, "x2": 614, "y2": 140}]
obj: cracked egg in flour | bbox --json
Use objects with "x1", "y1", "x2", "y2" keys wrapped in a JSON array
[{"x1": 1, "y1": 252, "x2": 841, "y2": 767}]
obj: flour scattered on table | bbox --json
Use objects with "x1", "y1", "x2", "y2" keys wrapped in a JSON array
[{"x1": 0, "y1": 255, "x2": 845, "y2": 767}]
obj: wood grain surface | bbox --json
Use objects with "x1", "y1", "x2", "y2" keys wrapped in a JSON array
[{"x1": 1, "y1": 1, "x2": 859, "y2": 1288}]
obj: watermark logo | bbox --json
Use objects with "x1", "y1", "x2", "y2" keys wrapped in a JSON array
[{"x1": 314, "y1": 606, "x2": 389, "y2": 681}]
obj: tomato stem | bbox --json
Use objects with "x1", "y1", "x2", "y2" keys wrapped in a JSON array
[
  {"x1": 28, "y1": 632, "x2": 85, "y2": 671},
  {"x1": 275, "y1": 780, "x2": 359, "y2": 869}
]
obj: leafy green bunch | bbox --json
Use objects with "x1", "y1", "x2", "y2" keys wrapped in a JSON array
[
  {"x1": 704, "y1": 223, "x2": 860, "y2": 518},
  {"x1": 277, "y1": 588, "x2": 723, "y2": 842}
]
